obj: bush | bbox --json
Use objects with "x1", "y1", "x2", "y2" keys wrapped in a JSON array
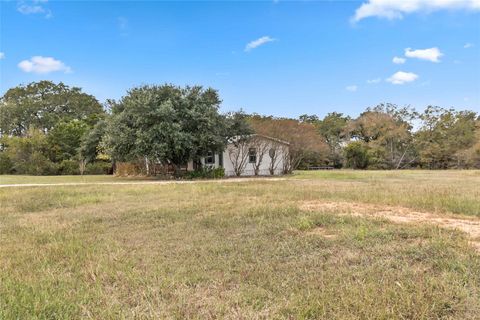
[
  {"x1": 13, "y1": 151, "x2": 58, "y2": 175},
  {"x1": 58, "y1": 160, "x2": 80, "y2": 175},
  {"x1": 185, "y1": 167, "x2": 225, "y2": 179},
  {"x1": 0, "y1": 152, "x2": 13, "y2": 174},
  {"x1": 344, "y1": 141, "x2": 370, "y2": 169},
  {"x1": 115, "y1": 161, "x2": 146, "y2": 176},
  {"x1": 85, "y1": 161, "x2": 112, "y2": 175}
]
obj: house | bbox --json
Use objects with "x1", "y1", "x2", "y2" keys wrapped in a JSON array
[{"x1": 187, "y1": 134, "x2": 290, "y2": 176}]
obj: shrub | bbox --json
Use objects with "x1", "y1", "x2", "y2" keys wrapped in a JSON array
[
  {"x1": 185, "y1": 167, "x2": 225, "y2": 179},
  {"x1": 115, "y1": 161, "x2": 146, "y2": 176},
  {"x1": 85, "y1": 161, "x2": 112, "y2": 175},
  {"x1": 13, "y1": 151, "x2": 58, "y2": 175},
  {"x1": 0, "y1": 152, "x2": 13, "y2": 174},
  {"x1": 344, "y1": 141, "x2": 370, "y2": 169},
  {"x1": 58, "y1": 160, "x2": 80, "y2": 175}
]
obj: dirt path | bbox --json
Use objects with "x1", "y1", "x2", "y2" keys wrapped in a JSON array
[
  {"x1": 0, "y1": 177, "x2": 287, "y2": 188},
  {"x1": 300, "y1": 201, "x2": 480, "y2": 252}
]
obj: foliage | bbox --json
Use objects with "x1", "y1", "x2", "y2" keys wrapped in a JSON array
[
  {"x1": 0, "y1": 153, "x2": 13, "y2": 174},
  {"x1": 0, "y1": 81, "x2": 104, "y2": 136},
  {"x1": 347, "y1": 104, "x2": 415, "y2": 169},
  {"x1": 344, "y1": 141, "x2": 370, "y2": 169},
  {"x1": 57, "y1": 160, "x2": 81, "y2": 175},
  {"x1": 415, "y1": 106, "x2": 479, "y2": 169},
  {"x1": 79, "y1": 119, "x2": 108, "y2": 163},
  {"x1": 1, "y1": 80, "x2": 479, "y2": 175},
  {"x1": 248, "y1": 115, "x2": 328, "y2": 172},
  {"x1": 0, "y1": 129, "x2": 58, "y2": 175},
  {"x1": 84, "y1": 161, "x2": 112, "y2": 175},
  {"x1": 185, "y1": 167, "x2": 225, "y2": 179},
  {"x1": 0, "y1": 81, "x2": 106, "y2": 175},
  {"x1": 314, "y1": 112, "x2": 350, "y2": 168},
  {"x1": 104, "y1": 84, "x2": 237, "y2": 174},
  {"x1": 114, "y1": 161, "x2": 147, "y2": 176},
  {"x1": 47, "y1": 120, "x2": 89, "y2": 162}
]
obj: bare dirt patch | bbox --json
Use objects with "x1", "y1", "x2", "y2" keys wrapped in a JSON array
[{"x1": 300, "y1": 201, "x2": 480, "y2": 252}]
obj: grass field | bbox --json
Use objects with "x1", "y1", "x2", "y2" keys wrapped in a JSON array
[{"x1": 1, "y1": 171, "x2": 479, "y2": 319}]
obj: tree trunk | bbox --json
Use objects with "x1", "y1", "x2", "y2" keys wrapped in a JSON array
[{"x1": 144, "y1": 156, "x2": 150, "y2": 176}]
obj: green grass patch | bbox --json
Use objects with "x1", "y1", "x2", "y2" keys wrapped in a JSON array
[{"x1": 0, "y1": 171, "x2": 479, "y2": 318}]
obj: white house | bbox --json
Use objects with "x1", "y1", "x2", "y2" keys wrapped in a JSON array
[{"x1": 187, "y1": 134, "x2": 290, "y2": 176}]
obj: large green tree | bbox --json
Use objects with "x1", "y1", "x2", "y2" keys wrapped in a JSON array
[
  {"x1": 316, "y1": 112, "x2": 350, "y2": 168},
  {"x1": 348, "y1": 104, "x2": 415, "y2": 169},
  {"x1": 104, "y1": 84, "x2": 242, "y2": 173},
  {"x1": 415, "y1": 106, "x2": 478, "y2": 169},
  {"x1": 47, "y1": 120, "x2": 89, "y2": 162},
  {"x1": 0, "y1": 81, "x2": 104, "y2": 136}
]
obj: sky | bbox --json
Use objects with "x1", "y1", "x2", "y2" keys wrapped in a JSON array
[{"x1": 1, "y1": 0, "x2": 480, "y2": 118}]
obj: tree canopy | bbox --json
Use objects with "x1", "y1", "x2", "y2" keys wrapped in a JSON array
[
  {"x1": 104, "y1": 84, "x2": 248, "y2": 170},
  {"x1": 1, "y1": 80, "x2": 479, "y2": 175},
  {"x1": 0, "y1": 81, "x2": 104, "y2": 136},
  {"x1": 248, "y1": 115, "x2": 329, "y2": 172}
]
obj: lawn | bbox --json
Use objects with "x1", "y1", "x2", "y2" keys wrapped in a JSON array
[{"x1": 0, "y1": 171, "x2": 479, "y2": 319}]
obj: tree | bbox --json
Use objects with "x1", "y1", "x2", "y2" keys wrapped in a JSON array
[
  {"x1": 249, "y1": 135, "x2": 270, "y2": 175},
  {"x1": 79, "y1": 119, "x2": 108, "y2": 164},
  {"x1": 104, "y1": 84, "x2": 239, "y2": 174},
  {"x1": 0, "y1": 81, "x2": 104, "y2": 136},
  {"x1": 348, "y1": 104, "x2": 415, "y2": 169},
  {"x1": 47, "y1": 120, "x2": 89, "y2": 162},
  {"x1": 248, "y1": 115, "x2": 328, "y2": 172},
  {"x1": 456, "y1": 121, "x2": 480, "y2": 168},
  {"x1": 267, "y1": 141, "x2": 284, "y2": 175},
  {"x1": 344, "y1": 141, "x2": 369, "y2": 169},
  {"x1": 226, "y1": 136, "x2": 251, "y2": 176},
  {"x1": 316, "y1": 112, "x2": 350, "y2": 168},
  {"x1": 415, "y1": 106, "x2": 478, "y2": 169},
  {"x1": 0, "y1": 129, "x2": 57, "y2": 175}
]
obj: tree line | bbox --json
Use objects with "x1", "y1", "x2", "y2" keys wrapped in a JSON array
[{"x1": 0, "y1": 81, "x2": 478, "y2": 175}]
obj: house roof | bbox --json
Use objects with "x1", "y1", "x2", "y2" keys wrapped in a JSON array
[{"x1": 228, "y1": 134, "x2": 290, "y2": 146}]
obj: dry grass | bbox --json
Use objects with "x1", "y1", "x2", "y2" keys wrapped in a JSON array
[{"x1": 0, "y1": 170, "x2": 479, "y2": 319}]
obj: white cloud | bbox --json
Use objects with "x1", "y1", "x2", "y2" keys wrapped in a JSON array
[
  {"x1": 392, "y1": 56, "x2": 406, "y2": 64},
  {"x1": 405, "y1": 47, "x2": 443, "y2": 62},
  {"x1": 386, "y1": 71, "x2": 418, "y2": 85},
  {"x1": 464, "y1": 42, "x2": 474, "y2": 48},
  {"x1": 0, "y1": 52, "x2": 5, "y2": 60},
  {"x1": 367, "y1": 78, "x2": 381, "y2": 84},
  {"x1": 245, "y1": 36, "x2": 276, "y2": 52},
  {"x1": 352, "y1": 0, "x2": 480, "y2": 22},
  {"x1": 18, "y1": 56, "x2": 72, "y2": 74},
  {"x1": 17, "y1": 0, "x2": 52, "y2": 18},
  {"x1": 346, "y1": 85, "x2": 358, "y2": 92}
]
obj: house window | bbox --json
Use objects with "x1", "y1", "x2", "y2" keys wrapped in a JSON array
[
  {"x1": 249, "y1": 148, "x2": 257, "y2": 163},
  {"x1": 205, "y1": 151, "x2": 215, "y2": 164}
]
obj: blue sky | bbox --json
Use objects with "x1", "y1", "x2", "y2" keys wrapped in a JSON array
[{"x1": 1, "y1": 0, "x2": 479, "y2": 118}]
